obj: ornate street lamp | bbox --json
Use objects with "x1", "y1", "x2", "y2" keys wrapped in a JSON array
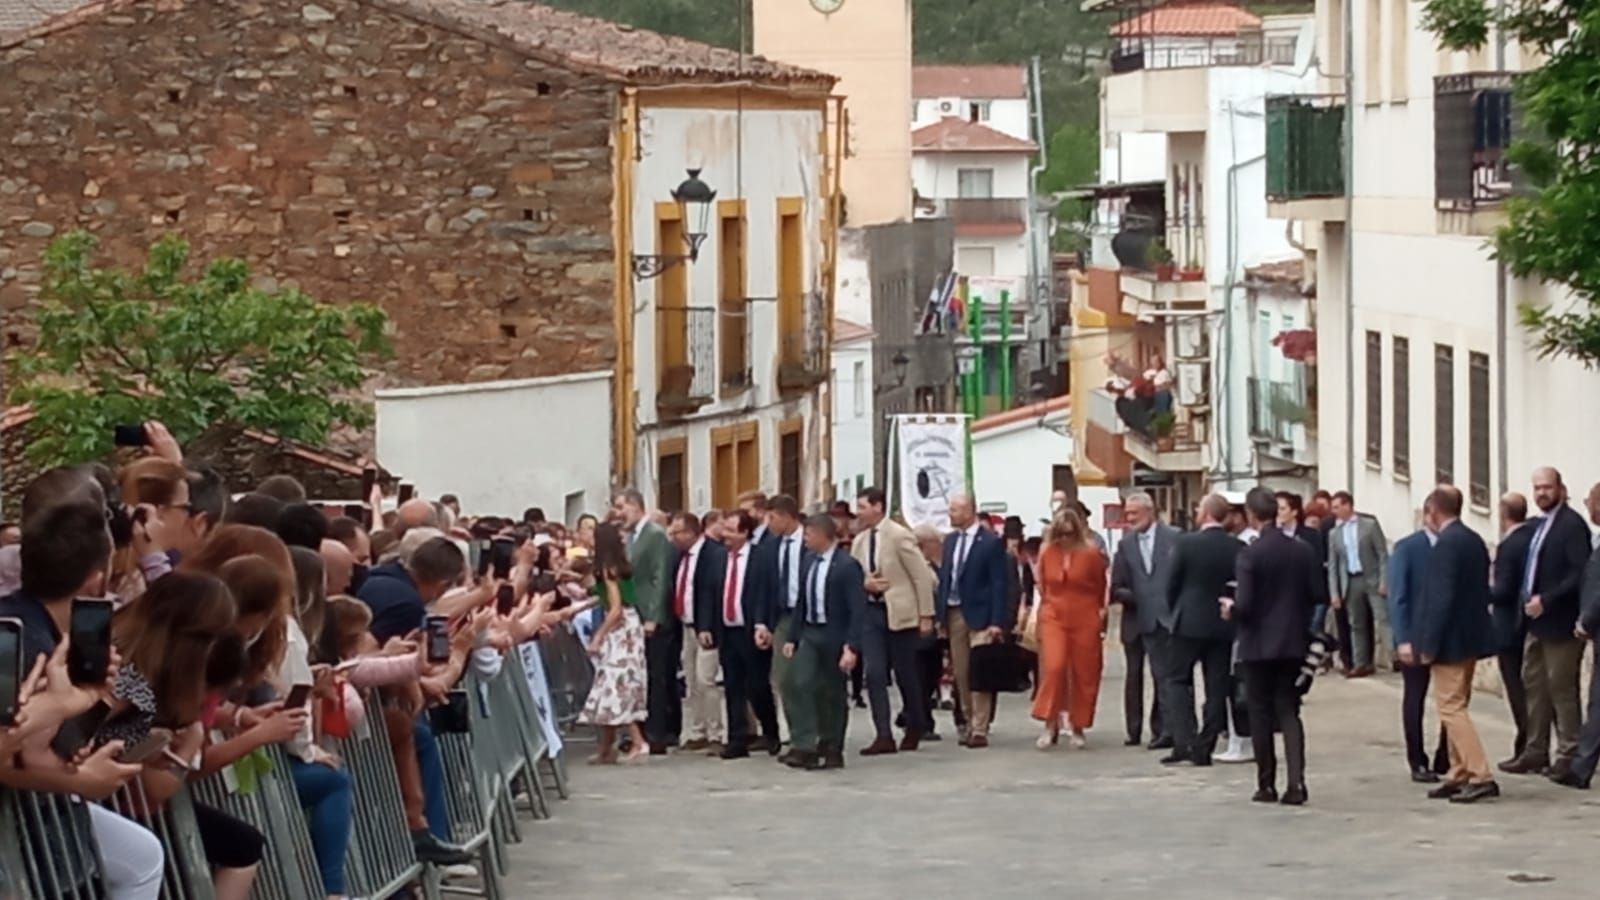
[
  {"x1": 890, "y1": 350, "x2": 911, "y2": 388},
  {"x1": 631, "y1": 168, "x2": 717, "y2": 280}
]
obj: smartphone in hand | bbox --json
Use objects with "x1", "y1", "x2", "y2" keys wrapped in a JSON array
[
  {"x1": 113, "y1": 424, "x2": 149, "y2": 447},
  {"x1": 0, "y1": 618, "x2": 23, "y2": 727},
  {"x1": 283, "y1": 683, "x2": 314, "y2": 709},
  {"x1": 51, "y1": 701, "x2": 112, "y2": 761},
  {"x1": 425, "y1": 615, "x2": 452, "y2": 663},
  {"x1": 68, "y1": 598, "x2": 114, "y2": 686},
  {"x1": 119, "y1": 729, "x2": 173, "y2": 764}
]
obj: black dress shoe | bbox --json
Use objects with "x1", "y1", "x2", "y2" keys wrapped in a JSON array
[
  {"x1": 1448, "y1": 781, "x2": 1501, "y2": 804},
  {"x1": 784, "y1": 749, "x2": 818, "y2": 769},
  {"x1": 649, "y1": 744, "x2": 670, "y2": 756},
  {"x1": 412, "y1": 830, "x2": 474, "y2": 866},
  {"x1": 1411, "y1": 767, "x2": 1442, "y2": 784},
  {"x1": 1191, "y1": 754, "x2": 1214, "y2": 767},
  {"x1": 1427, "y1": 781, "x2": 1465, "y2": 800},
  {"x1": 1549, "y1": 770, "x2": 1591, "y2": 790},
  {"x1": 1125, "y1": 736, "x2": 1143, "y2": 747},
  {"x1": 1280, "y1": 785, "x2": 1308, "y2": 806},
  {"x1": 1148, "y1": 736, "x2": 1175, "y2": 751},
  {"x1": 1159, "y1": 751, "x2": 1192, "y2": 766},
  {"x1": 1498, "y1": 754, "x2": 1549, "y2": 775},
  {"x1": 820, "y1": 751, "x2": 846, "y2": 770},
  {"x1": 923, "y1": 730, "x2": 943, "y2": 742},
  {"x1": 1251, "y1": 787, "x2": 1279, "y2": 803},
  {"x1": 720, "y1": 744, "x2": 751, "y2": 760}
]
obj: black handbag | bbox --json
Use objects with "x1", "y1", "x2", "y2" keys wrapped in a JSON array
[{"x1": 970, "y1": 639, "x2": 1033, "y2": 694}]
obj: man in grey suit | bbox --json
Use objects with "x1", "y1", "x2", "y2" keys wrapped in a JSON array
[
  {"x1": 1111, "y1": 492, "x2": 1178, "y2": 749},
  {"x1": 1327, "y1": 490, "x2": 1390, "y2": 677}
]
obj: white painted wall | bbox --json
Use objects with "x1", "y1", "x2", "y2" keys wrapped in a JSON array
[
  {"x1": 913, "y1": 152, "x2": 1031, "y2": 200},
  {"x1": 630, "y1": 104, "x2": 827, "y2": 507},
  {"x1": 831, "y1": 337, "x2": 876, "y2": 499},
  {"x1": 971, "y1": 411, "x2": 1072, "y2": 529},
  {"x1": 913, "y1": 97, "x2": 1031, "y2": 141},
  {"x1": 835, "y1": 227, "x2": 873, "y2": 327},
  {"x1": 375, "y1": 372, "x2": 613, "y2": 518}
]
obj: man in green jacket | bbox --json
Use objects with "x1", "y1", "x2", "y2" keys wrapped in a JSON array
[{"x1": 613, "y1": 488, "x2": 677, "y2": 754}]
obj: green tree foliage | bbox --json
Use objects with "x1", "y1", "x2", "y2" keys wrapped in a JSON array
[
  {"x1": 8, "y1": 232, "x2": 392, "y2": 467},
  {"x1": 1422, "y1": 0, "x2": 1600, "y2": 364}
]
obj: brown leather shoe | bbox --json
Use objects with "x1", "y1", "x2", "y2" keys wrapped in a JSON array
[
  {"x1": 680, "y1": 738, "x2": 710, "y2": 752},
  {"x1": 967, "y1": 734, "x2": 989, "y2": 749},
  {"x1": 899, "y1": 731, "x2": 922, "y2": 752},
  {"x1": 859, "y1": 737, "x2": 899, "y2": 757},
  {"x1": 1344, "y1": 666, "x2": 1375, "y2": 679},
  {"x1": 1498, "y1": 754, "x2": 1551, "y2": 775}
]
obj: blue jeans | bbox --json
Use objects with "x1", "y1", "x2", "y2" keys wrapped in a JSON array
[
  {"x1": 288, "y1": 757, "x2": 353, "y2": 894},
  {"x1": 413, "y1": 715, "x2": 451, "y2": 839}
]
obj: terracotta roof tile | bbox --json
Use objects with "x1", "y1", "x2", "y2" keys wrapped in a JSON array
[
  {"x1": 913, "y1": 64, "x2": 1027, "y2": 100},
  {"x1": 1245, "y1": 258, "x2": 1308, "y2": 291},
  {"x1": 972, "y1": 395, "x2": 1070, "y2": 433},
  {"x1": 832, "y1": 317, "x2": 873, "y2": 344},
  {"x1": 1110, "y1": 4, "x2": 1262, "y2": 37},
  {"x1": 5, "y1": 0, "x2": 836, "y2": 88},
  {"x1": 911, "y1": 117, "x2": 1037, "y2": 154}
]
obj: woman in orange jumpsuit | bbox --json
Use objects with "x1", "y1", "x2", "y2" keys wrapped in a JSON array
[{"x1": 1031, "y1": 507, "x2": 1108, "y2": 749}]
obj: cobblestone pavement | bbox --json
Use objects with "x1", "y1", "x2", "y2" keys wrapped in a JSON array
[{"x1": 514, "y1": 655, "x2": 1598, "y2": 899}]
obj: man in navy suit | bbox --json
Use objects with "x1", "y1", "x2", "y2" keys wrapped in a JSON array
[
  {"x1": 709, "y1": 510, "x2": 781, "y2": 759},
  {"x1": 781, "y1": 514, "x2": 866, "y2": 771},
  {"x1": 1388, "y1": 513, "x2": 1449, "y2": 783},
  {"x1": 936, "y1": 493, "x2": 1011, "y2": 748},
  {"x1": 1414, "y1": 486, "x2": 1501, "y2": 803}
]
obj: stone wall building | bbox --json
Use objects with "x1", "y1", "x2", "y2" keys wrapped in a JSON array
[{"x1": 0, "y1": 0, "x2": 842, "y2": 509}]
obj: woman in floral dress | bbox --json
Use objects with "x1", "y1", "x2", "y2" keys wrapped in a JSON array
[{"x1": 578, "y1": 522, "x2": 648, "y2": 763}]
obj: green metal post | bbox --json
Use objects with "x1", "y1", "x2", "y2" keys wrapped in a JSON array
[
  {"x1": 968, "y1": 293, "x2": 984, "y2": 418},
  {"x1": 999, "y1": 289, "x2": 1012, "y2": 410}
]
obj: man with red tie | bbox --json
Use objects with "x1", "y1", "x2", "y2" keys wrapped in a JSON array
[
  {"x1": 714, "y1": 509, "x2": 782, "y2": 759},
  {"x1": 667, "y1": 512, "x2": 727, "y2": 753}
]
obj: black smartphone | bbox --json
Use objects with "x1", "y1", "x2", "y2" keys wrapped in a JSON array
[
  {"x1": 398, "y1": 483, "x2": 415, "y2": 504},
  {"x1": 51, "y1": 701, "x2": 111, "y2": 761},
  {"x1": 425, "y1": 615, "x2": 451, "y2": 663},
  {"x1": 118, "y1": 729, "x2": 172, "y2": 764},
  {"x1": 112, "y1": 424, "x2": 149, "y2": 447},
  {"x1": 490, "y1": 538, "x2": 514, "y2": 580},
  {"x1": 428, "y1": 689, "x2": 471, "y2": 735},
  {"x1": 0, "y1": 618, "x2": 23, "y2": 727},
  {"x1": 68, "y1": 598, "x2": 114, "y2": 686},
  {"x1": 283, "y1": 683, "x2": 313, "y2": 709},
  {"x1": 360, "y1": 467, "x2": 377, "y2": 501},
  {"x1": 496, "y1": 583, "x2": 517, "y2": 617},
  {"x1": 474, "y1": 539, "x2": 492, "y2": 578}
]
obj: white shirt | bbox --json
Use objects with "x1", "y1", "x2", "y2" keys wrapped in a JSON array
[
  {"x1": 1137, "y1": 526, "x2": 1156, "y2": 574},
  {"x1": 675, "y1": 537, "x2": 705, "y2": 625},
  {"x1": 1238, "y1": 527, "x2": 1260, "y2": 545},
  {"x1": 778, "y1": 532, "x2": 802, "y2": 609},
  {"x1": 1340, "y1": 517, "x2": 1363, "y2": 574},
  {"x1": 808, "y1": 547, "x2": 836, "y2": 624},
  {"x1": 723, "y1": 543, "x2": 750, "y2": 628}
]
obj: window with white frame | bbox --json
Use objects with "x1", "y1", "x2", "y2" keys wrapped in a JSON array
[
  {"x1": 852, "y1": 361, "x2": 866, "y2": 417},
  {"x1": 956, "y1": 168, "x2": 994, "y2": 198}
]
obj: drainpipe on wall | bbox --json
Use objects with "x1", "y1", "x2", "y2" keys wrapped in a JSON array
[
  {"x1": 1493, "y1": 5, "x2": 1509, "y2": 495},
  {"x1": 1027, "y1": 55, "x2": 1051, "y2": 381},
  {"x1": 1341, "y1": 0, "x2": 1356, "y2": 491}
]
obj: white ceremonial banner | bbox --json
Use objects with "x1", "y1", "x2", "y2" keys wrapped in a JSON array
[
  {"x1": 517, "y1": 641, "x2": 565, "y2": 759},
  {"x1": 891, "y1": 415, "x2": 970, "y2": 532}
]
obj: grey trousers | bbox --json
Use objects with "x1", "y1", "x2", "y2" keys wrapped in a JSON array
[
  {"x1": 1522, "y1": 632, "x2": 1586, "y2": 766},
  {"x1": 862, "y1": 604, "x2": 925, "y2": 741},
  {"x1": 1124, "y1": 629, "x2": 1168, "y2": 742},
  {"x1": 1344, "y1": 573, "x2": 1388, "y2": 669}
]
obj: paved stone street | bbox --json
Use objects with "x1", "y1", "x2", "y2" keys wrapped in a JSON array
[{"x1": 516, "y1": 655, "x2": 1599, "y2": 899}]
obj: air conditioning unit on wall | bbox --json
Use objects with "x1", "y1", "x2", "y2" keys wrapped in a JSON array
[{"x1": 939, "y1": 100, "x2": 955, "y2": 114}]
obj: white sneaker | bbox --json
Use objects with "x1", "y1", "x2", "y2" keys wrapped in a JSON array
[
  {"x1": 1036, "y1": 730, "x2": 1058, "y2": 750},
  {"x1": 1067, "y1": 730, "x2": 1087, "y2": 750},
  {"x1": 1216, "y1": 736, "x2": 1253, "y2": 763}
]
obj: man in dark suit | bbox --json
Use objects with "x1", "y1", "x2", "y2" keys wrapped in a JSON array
[
  {"x1": 1413, "y1": 487, "x2": 1501, "y2": 803},
  {"x1": 1111, "y1": 491, "x2": 1179, "y2": 749},
  {"x1": 1163, "y1": 494, "x2": 1241, "y2": 766},
  {"x1": 1387, "y1": 513, "x2": 1450, "y2": 782},
  {"x1": 709, "y1": 509, "x2": 781, "y2": 759},
  {"x1": 671, "y1": 512, "x2": 728, "y2": 752},
  {"x1": 782, "y1": 514, "x2": 867, "y2": 770},
  {"x1": 1489, "y1": 492, "x2": 1535, "y2": 765},
  {"x1": 1227, "y1": 488, "x2": 1318, "y2": 804},
  {"x1": 1501, "y1": 468, "x2": 1593, "y2": 779},
  {"x1": 1552, "y1": 481, "x2": 1600, "y2": 790},
  {"x1": 935, "y1": 493, "x2": 1010, "y2": 748}
]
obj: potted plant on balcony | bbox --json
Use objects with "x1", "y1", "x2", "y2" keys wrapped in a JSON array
[
  {"x1": 1149, "y1": 410, "x2": 1177, "y2": 451},
  {"x1": 1178, "y1": 261, "x2": 1205, "y2": 282},
  {"x1": 1145, "y1": 239, "x2": 1176, "y2": 281}
]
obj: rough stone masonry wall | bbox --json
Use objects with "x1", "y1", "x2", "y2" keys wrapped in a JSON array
[{"x1": 0, "y1": 0, "x2": 618, "y2": 387}]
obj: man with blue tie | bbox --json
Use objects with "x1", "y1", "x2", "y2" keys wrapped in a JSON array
[
  {"x1": 765, "y1": 495, "x2": 807, "y2": 743},
  {"x1": 782, "y1": 514, "x2": 866, "y2": 771},
  {"x1": 936, "y1": 493, "x2": 1011, "y2": 748}
]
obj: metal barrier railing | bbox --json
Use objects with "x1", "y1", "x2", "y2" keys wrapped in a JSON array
[
  {"x1": 1, "y1": 642, "x2": 576, "y2": 900},
  {"x1": 336, "y1": 693, "x2": 425, "y2": 900}
]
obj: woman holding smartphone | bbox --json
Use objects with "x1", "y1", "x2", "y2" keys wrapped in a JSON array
[
  {"x1": 101, "y1": 571, "x2": 266, "y2": 900},
  {"x1": 577, "y1": 523, "x2": 647, "y2": 764}
]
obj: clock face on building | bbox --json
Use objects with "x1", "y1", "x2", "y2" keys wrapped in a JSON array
[{"x1": 810, "y1": 0, "x2": 845, "y2": 14}]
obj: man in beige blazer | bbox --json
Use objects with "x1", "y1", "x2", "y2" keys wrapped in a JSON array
[{"x1": 852, "y1": 486, "x2": 937, "y2": 754}]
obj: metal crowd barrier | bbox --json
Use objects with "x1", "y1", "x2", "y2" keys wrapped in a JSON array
[
  {"x1": 190, "y1": 744, "x2": 326, "y2": 900},
  {"x1": 1, "y1": 790, "x2": 105, "y2": 899},
  {"x1": 335, "y1": 693, "x2": 425, "y2": 900},
  {"x1": 3, "y1": 642, "x2": 576, "y2": 900}
]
